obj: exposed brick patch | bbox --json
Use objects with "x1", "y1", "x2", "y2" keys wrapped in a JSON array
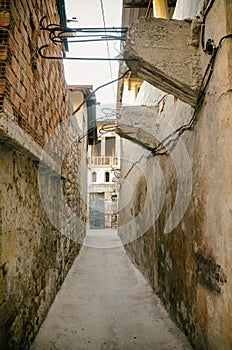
[{"x1": 0, "y1": 0, "x2": 68, "y2": 150}]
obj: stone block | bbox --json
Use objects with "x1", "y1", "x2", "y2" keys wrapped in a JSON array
[
  {"x1": 124, "y1": 17, "x2": 202, "y2": 106},
  {"x1": 115, "y1": 105, "x2": 160, "y2": 151}
]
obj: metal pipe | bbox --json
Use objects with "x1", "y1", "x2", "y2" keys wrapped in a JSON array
[
  {"x1": 39, "y1": 16, "x2": 129, "y2": 62},
  {"x1": 38, "y1": 45, "x2": 136, "y2": 61},
  {"x1": 52, "y1": 38, "x2": 125, "y2": 44}
]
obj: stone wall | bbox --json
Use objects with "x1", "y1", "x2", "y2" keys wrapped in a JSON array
[
  {"x1": 0, "y1": 143, "x2": 82, "y2": 349},
  {"x1": 118, "y1": 1, "x2": 232, "y2": 348},
  {"x1": 0, "y1": 1, "x2": 87, "y2": 348}
]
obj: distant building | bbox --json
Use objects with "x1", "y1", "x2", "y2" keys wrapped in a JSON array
[{"x1": 87, "y1": 121, "x2": 120, "y2": 229}]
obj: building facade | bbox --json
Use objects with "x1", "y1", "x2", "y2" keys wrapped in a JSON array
[{"x1": 117, "y1": 0, "x2": 232, "y2": 349}]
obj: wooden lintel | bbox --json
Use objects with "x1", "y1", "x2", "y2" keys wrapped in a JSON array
[{"x1": 123, "y1": 3, "x2": 151, "y2": 9}]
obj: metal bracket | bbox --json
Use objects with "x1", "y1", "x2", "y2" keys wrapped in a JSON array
[{"x1": 38, "y1": 16, "x2": 132, "y2": 61}]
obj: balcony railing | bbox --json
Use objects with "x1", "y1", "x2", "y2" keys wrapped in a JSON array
[{"x1": 88, "y1": 156, "x2": 118, "y2": 166}]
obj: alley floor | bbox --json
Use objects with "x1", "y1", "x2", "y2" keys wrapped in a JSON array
[{"x1": 31, "y1": 229, "x2": 192, "y2": 350}]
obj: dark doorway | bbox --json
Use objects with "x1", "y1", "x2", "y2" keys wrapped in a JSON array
[{"x1": 89, "y1": 193, "x2": 105, "y2": 228}]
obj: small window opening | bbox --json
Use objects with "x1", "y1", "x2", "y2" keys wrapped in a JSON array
[
  {"x1": 105, "y1": 172, "x2": 110, "y2": 182},
  {"x1": 92, "y1": 172, "x2": 97, "y2": 182}
]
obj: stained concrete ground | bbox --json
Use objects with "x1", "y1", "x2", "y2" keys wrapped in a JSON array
[{"x1": 31, "y1": 229, "x2": 192, "y2": 350}]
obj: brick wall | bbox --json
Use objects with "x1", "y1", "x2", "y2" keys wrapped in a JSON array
[{"x1": 0, "y1": 0, "x2": 68, "y2": 147}]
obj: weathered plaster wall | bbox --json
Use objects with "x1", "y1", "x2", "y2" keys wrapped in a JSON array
[
  {"x1": 118, "y1": 1, "x2": 232, "y2": 349},
  {"x1": 0, "y1": 1, "x2": 87, "y2": 348},
  {"x1": 0, "y1": 144, "x2": 82, "y2": 349}
]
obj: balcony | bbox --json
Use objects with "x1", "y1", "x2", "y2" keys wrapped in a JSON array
[{"x1": 88, "y1": 156, "x2": 118, "y2": 166}]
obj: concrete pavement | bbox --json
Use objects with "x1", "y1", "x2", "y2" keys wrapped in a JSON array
[{"x1": 31, "y1": 229, "x2": 192, "y2": 350}]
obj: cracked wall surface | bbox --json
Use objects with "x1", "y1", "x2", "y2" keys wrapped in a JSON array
[{"x1": 118, "y1": 0, "x2": 232, "y2": 348}]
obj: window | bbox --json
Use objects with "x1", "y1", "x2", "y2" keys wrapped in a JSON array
[
  {"x1": 105, "y1": 137, "x2": 115, "y2": 157},
  {"x1": 105, "y1": 172, "x2": 110, "y2": 182},
  {"x1": 92, "y1": 140, "x2": 101, "y2": 157},
  {"x1": 92, "y1": 172, "x2": 97, "y2": 182}
]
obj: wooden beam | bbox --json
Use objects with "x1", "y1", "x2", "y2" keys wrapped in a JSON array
[
  {"x1": 145, "y1": 0, "x2": 153, "y2": 17},
  {"x1": 123, "y1": 3, "x2": 151, "y2": 8}
]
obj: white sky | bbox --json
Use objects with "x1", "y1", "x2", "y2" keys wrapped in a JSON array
[{"x1": 64, "y1": 0, "x2": 123, "y2": 104}]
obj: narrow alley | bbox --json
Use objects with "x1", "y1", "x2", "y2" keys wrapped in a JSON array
[
  {"x1": 1, "y1": 0, "x2": 232, "y2": 349},
  {"x1": 31, "y1": 229, "x2": 191, "y2": 350}
]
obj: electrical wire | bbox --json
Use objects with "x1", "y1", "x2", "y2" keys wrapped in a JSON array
[
  {"x1": 99, "y1": 125, "x2": 116, "y2": 135},
  {"x1": 151, "y1": 33, "x2": 232, "y2": 156},
  {"x1": 68, "y1": 2, "x2": 231, "y2": 158},
  {"x1": 39, "y1": 16, "x2": 129, "y2": 61},
  {"x1": 75, "y1": 120, "x2": 106, "y2": 144},
  {"x1": 101, "y1": 107, "x2": 121, "y2": 119},
  {"x1": 76, "y1": 37, "x2": 232, "y2": 156},
  {"x1": 72, "y1": 69, "x2": 130, "y2": 115},
  {"x1": 75, "y1": 30, "x2": 230, "y2": 156},
  {"x1": 201, "y1": 0, "x2": 215, "y2": 52},
  {"x1": 100, "y1": 0, "x2": 116, "y2": 100},
  {"x1": 123, "y1": 154, "x2": 152, "y2": 179},
  {"x1": 113, "y1": 40, "x2": 127, "y2": 61}
]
